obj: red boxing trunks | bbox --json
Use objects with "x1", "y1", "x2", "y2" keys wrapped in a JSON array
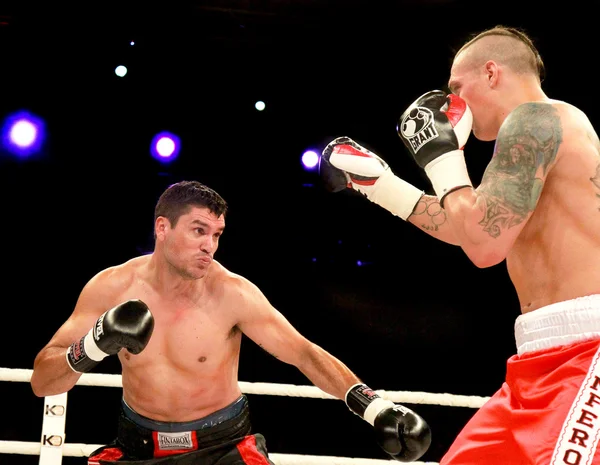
[{"x1": 442, "y1": 294, "x2": 600, "y2": 465}]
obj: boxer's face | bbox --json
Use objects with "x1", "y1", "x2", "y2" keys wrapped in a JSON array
[
  {"x1": 158, "y1": 206, "x2": 225, "y2": 279},
  {"x1": 449, "y1": 55, "x2": 499, "y2": 142}
]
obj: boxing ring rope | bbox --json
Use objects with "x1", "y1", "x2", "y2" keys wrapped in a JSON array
[{"x1": 0, "y1": 367, "x2": 490, "y2": 464}]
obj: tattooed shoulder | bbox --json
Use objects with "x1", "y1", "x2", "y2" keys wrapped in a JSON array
[{"x1": 476, "y1": 103, "x2": 563, "y2": 238}]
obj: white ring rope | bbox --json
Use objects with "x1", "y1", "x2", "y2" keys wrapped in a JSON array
[
  {"x1": 0, "y1": 368, "x2": 490, "y2": 408},
  {"x1": 0, "y1": 367, "x2": 489, "y2": 464},
  {"x1": 0, "y1": 440, "x2": 441, "y2": 464}
]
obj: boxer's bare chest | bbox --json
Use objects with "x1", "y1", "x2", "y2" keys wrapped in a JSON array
[{"x1": 119, "y1": 281, "x2": 241, "y2": 371}]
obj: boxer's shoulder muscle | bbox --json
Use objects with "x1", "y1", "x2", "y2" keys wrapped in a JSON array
[
  {"x1": 211, "y1": 262, "x2": 269, "y2": 316},
  {"x1": 79, "y1": 257, "x2": 142, "y2": 309},
  {"x1": 542, "y1": 100, "x2": 598, "y2": 150}
]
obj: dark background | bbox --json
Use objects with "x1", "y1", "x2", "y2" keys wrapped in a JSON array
[{"x1": 0, "y1": 1, "x2": 595, "y2": 463}]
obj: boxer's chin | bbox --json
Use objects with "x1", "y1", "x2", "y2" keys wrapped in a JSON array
[{"x1": 472, "y1": 127, "x2": 496, "y2": 142}]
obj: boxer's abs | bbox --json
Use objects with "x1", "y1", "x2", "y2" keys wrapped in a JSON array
[
  {"x1": 120, "y1": 360, "x2": 243, "y2": 422},
  {"x1": 117, "y1": 324, "x2": 244, "y2": 422},
  {"x1": 508, "y1": 191, "x2": 600, "y2": 313},
  {"x1": 505, "y1": 127, "x2": 600, "y2": 313},
  {"x1": 111, "y1": 273, "x2": 245, "y2": 422}
]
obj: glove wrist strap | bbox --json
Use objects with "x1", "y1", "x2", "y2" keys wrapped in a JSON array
[
  {"x1": 370, "y1": 171, "x2": 424, "y2": 221},
  {"x1": 346, "y1": 384, "x2": 394, "y2": 426},
  {"x1": 66, "y1": 328, "x2": 108, "y2": 373},
  {"x1": 364, "y1": 397, "x2": 395, "y2": 426},
  {"x1": 424, "y1": 150, "x2": 472, "y2": 206}
]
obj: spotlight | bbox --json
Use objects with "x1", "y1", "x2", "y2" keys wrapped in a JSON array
[
  {"x1": 1, "y1": 110, "x2": 46, "y2": 159},
  {"x1": 115, "y1": 65, "x2": 128, "y2": 77},
  {"x1": 150, "y1": 131, "x2": 181, "y2": 164},
  {"x1": 301, "y1": 150, "x2": 319, "y2": 171}
]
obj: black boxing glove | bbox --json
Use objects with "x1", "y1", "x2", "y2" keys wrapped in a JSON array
[
  {"x1": 319, "y1": 136, "x2": 424, "y2": 220},
  {"x1": 346, "y1": 384, "x2": 431, "y2": 462},
  {"x1": 66, "y1": 299, "x2": 154, "y2": 373},
  {"x1": 397, "y1": 90, "x2": 473, "y2": 206}
]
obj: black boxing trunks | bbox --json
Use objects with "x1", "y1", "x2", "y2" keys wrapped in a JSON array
[{"x1": 88, "y1": 395, "x2": 275, "y2": 464}]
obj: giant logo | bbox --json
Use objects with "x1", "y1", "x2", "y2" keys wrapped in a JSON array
[{"x1": 399, "y1": 106, "x2": 439, "y2": 154}]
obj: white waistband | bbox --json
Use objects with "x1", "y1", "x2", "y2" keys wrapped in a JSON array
[{"x1": 514, "y1": 295, "x2": 600, "y2": 355}]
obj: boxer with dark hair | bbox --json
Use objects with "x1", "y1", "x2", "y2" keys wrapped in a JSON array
[
  {"x1": 31, "y1": 180, "x2": 431, "y2": 464},
  {"x1": 321, "y1": 25, "x2": 600, "y2": 464}
]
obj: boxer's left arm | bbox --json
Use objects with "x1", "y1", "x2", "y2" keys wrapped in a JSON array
[
  {"x1": 398, "y1": 91, "x2": 562, "y2": 267},
  {"x1": 321, "y1": 136, "x2": 460, "y2": 245},
  {"x1": 235, "y1": 276, "x2": 431, "y2": 462},
  {"x1": 234, "y1": 275, "x2": 360, "y2": 400}
]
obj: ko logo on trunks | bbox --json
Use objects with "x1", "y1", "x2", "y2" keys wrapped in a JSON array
[{"x1": 399, "y1": 106, "x2": 439, "y2": 154}]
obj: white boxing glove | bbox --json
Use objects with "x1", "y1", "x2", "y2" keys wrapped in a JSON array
[{"x1": 320, "y1": 137, "x2": 424, "y2": 220}]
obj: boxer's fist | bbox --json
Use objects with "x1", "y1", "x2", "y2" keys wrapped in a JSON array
[
  {"x1": 67, "y1": 299, "x2": 154, "y2": 373},
  {"x1": 320, "y1": 137, "x2": 424, "y2": 220},
  {"x1": 397, "y1": 90, "x2": 472, "y2": 169},
  {"x1": 397, "y1": 90, "x2": 473, "y2": 203},
  {"x1": 346, "y1": 384, "x2": 431, "y2": 462},
  {"x1": 373, "y1": 403, "x2": 431, "y2": 462},
  {"x1": 319, "y1": 136, "x2": 391, "y2": 195}
]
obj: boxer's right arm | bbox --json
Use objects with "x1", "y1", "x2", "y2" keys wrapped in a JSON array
[
  {"x1": 65, "y1": 299, "x2": 154, "y2": 373},
  {"x1": 31, "y1": 269, "x2": 154, "y2": 397},
  {"x1": 320, "y1": 137, "x2": 460, "y2": 245},
  {"x1": 31, "y1": 274, "x2": 111, "y2": 397}
]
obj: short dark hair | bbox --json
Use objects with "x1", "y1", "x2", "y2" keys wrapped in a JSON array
[
  {"x1": 154, "y1": 180, "x2": 228, "y2": 229},
  {"x1": 456, "y1": 25, "x2": 545, "y2": 83}
]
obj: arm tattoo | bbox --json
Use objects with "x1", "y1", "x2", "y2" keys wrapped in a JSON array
[
  {"x1": 412, "y1": 195, "x2": 448, "y2": 231},
  {"x1": 588, "y1": 127, "x2": 600, "y2": 209},
  {"x1": 477, "y1": 103, "x2": 562, "y2": 238}
]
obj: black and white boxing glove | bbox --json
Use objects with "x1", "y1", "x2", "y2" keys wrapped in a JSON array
[
  {"x1": 397, "y1": 90, "x2": 473, "y2": 206},
  {"x1": 66, "y1": 299, "x2": 155, "y2": 373},
  {"x1": 346, "y1": 384, "x2": 431, "y2": 462},
  {"x1": 320, "y1": 136, "x2": 424, "y2": 220}
]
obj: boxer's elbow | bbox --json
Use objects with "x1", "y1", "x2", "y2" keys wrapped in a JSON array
[
  {"x1": 31, "y1": 384, "x2": 47, "y2": 398},
  {"x1": 30, "y1": 372, "x2": 50, "y2": 397},
  {"x1": 31, "y1": 349, "x2": 74, "y2": 397},
  {"x1": 30, "y1": 373, "x2": 70, "y2": 398},
  {"x1": 455, "y1": 218, "x2": 512, "y2": 268},
  {"x1": 462, "y1": 244, "x2": 507, "y2": 268},
  {"x1": 31, "y1": 354, "x2": 48, "y2": 397},
  {"x1": 30, "y1": 363, "x2": 56, "y2": 397}
]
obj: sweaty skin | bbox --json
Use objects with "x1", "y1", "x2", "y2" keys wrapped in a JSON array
[
  {"x1": 100, "y1": 256, "x2": 252, "y2": 420},
  {"x1": 482, "y1": 102, "x2": 600, "y2": 313},
  {"x1": 409, "y1": 101, "x2": 600, "y2": 314},
  {"x1": 31, "y1": 207, "x2": 361, "y2": 421},
  {"x1": 402, "y1": 31, "x2": 600, "y2": 316}
]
